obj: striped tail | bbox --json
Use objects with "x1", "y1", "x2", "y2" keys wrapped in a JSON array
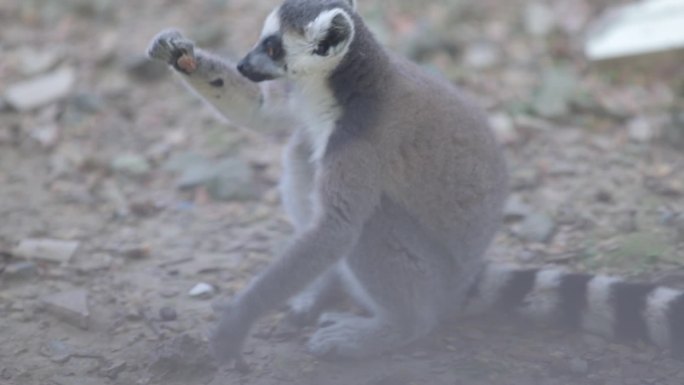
[{"x1": 462, "y1": 263, "x2": 684, "y2": 355}]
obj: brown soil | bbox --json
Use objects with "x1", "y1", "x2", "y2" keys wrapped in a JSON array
[{"x1": 1, "y1": 0, "x2": 682, "y2": 384}]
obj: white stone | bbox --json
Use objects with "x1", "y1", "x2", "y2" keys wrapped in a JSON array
[
  {"x1": 4, "y1": 67, "x2": 75, "y2": 111},
  {"x1": 189, "y1": 283, "x2": 215, "y2": 298},
  {"x1": 586, "y1": 0, "x2": 684, "y2": 60},
  {"x1": 41, "y1": 289, "x2": 90, "y2": 329},
  {"x1": 14, "y1": 238, "x2": 80, "y2": 264}
]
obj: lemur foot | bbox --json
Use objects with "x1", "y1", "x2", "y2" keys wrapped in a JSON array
[{"x1": 307, "y1": 312, "x2": 399, "y2": 360}]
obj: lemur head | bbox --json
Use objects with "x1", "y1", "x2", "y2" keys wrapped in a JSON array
[{"x1": 237, "y1": 0, "x2": 357, "y2": 82}]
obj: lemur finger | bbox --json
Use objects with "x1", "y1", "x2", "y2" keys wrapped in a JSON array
[
  {"x1": 170, "y1": 38, "x2": 196, "y2": 59},
  {"x1": 146, "y1": 29, "x2": 187, "y2": 63}
]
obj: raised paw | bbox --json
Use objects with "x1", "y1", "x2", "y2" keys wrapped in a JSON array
[{"x1": 146, "y1": 29, "x2": 196, "y2": 68}]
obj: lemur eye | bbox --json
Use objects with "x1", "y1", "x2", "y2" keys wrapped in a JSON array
[{"x1": 263, "y1": 36, "x2": 283, "y2": 60}]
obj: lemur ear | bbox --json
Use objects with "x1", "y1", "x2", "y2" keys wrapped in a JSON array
[
  {"x1": 306, "y1": 8, "x2": 355, "y2": 57},
  {"x1": 346, "y1": 0, "x2": 356, "y2": 10}
]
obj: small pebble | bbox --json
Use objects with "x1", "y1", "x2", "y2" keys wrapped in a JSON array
[
  {"x1": 569, "y1": 357, "x2": 589, "y2": 374},
  {"x1": 3, "y1": 261, "x2": 37, "y2": 280},
  {"x1": 123, "y1": 245, "x2": 151, "y2": 260},
  {"x1": 595, "y1": 189, "x2": 613, "y2": 204},
  {"x1": 101, "y1": 360, "x2": 127, "y2": 380},
  {"x1": 160, "y1": 288, "x2": 179, "y2": 298},
  {"x1": 515, "y1": 211, "x2": 556, "y2": 243},
  {"x1": 189, "y1": 283, "x2": 215, "y2": 299},
  {"x1": 159, "y1": 306, "x2": 177, "y2": 322}
]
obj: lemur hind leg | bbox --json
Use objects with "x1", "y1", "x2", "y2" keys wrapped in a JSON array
[{"x1": 307, "y1": 199, "x2": 454, "y2": 359}]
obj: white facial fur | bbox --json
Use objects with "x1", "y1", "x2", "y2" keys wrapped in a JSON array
[
  {"x1": 277, "y1": 8, "x2": 355, "y2": 161},
  {"x1": 261, "y1": 7, "x2": 281, "y2": 38}
]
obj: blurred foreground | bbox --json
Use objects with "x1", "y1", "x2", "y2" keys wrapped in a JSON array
[{"x1": 0, "y1": 0, "x2": 683, "y2": 384}]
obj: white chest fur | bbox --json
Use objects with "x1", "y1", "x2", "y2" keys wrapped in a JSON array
[{"x1": 290, "y1": 75, "x2": 341, "y2": 162}]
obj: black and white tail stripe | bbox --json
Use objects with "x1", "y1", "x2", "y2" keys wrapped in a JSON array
[{"x1": 462, "y1": 264, "x2": 684, "y2": 355}]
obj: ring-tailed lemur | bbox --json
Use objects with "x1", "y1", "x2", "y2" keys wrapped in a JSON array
[{"x1": 147, "y1": 0, "x2": 684, "y2": 364}]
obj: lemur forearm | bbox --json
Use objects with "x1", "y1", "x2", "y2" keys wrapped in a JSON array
[
  {"x1": 235, "y1": 145, "x2": 383, "y2": 321},
  {"x1": 236, "y1": 217, "x2": 358, "y2": 321},
  {"x1": 175, "y1": 50, "x2": 298, "y2": 131}
]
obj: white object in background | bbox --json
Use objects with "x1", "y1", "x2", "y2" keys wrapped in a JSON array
[{"x1": 585, "y1": 0, "x2": 684, "y2": 60}]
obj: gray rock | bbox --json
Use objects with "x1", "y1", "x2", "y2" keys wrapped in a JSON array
[
  {"x1": 159, "y1": 306, "x2": 178, "y2": 322},
  {"x1": 489, "y1": 113, "x2": 518, "y2": 145},
  {"x1": 531, "y1": 66, "x2": 579, "y2": 118},
  {"x1": 504, "y1": 194, "x2": 533, "y2": 221},
  {"x1": 176, "y1": 162, "x2": 217, "y2": 189},
  {"x1": 40, "y1": 340, "x2": 73, "y2": 363},
  {"x1": 511, "y1": 168, "x2": 540, "y2": 190},
  {"x1": 69, "y1": 92, "x2": 105, "y2": 114},
  {"x1": 207, "y1": 158, "x2": 258, "y2": 201},
  {"x1": 41, "y1": 289, "x2": 90, "y2": 329},
  {"x1": 166, "y1": 152, "x2": 217, "y2": 189},
  {"x1": 30, "y1": 124, "x2": 60, "y2": 148},
  {"x1": 160, "y1": 288, "x2": 180, "y2": 298},
  {"x1": 515, "y1": 212, "x2": 556, "y2": 243},
  {"x1": 101, "y1": 360, "x2": 127, "y2": 380},
  {"x1": 0, "y1": 367, "x2": 21, "y2": 381},
  {"x1": 569, "y1": 357, "x2": 589, "y2": 374},
  {"x1": 164, "y1": 152, "x2": 209, "y2": 172},
  {"x1": 50, "y1": 376, "x2": 104, "y2": 385},
  {"x1": 111, "y1": 154, "x2": 151, "y2": 176},
  {"x1": 147, "y1": 333, "x2": 217, "y2": 383},
  {"x1": 4, "y1": 68, "x2": 75, "y2": 111},
  {"x1": 13, "y1": 238, "x2": 80, "y2": 264},
  {"x1": 627, "y1": 117, "x2": 658, "y2": 142},
  {"x1": 166, "y1": 153, "x2": 258, "y2": 200},
  {"x1": 3, "y1": 261, "x2": 37, "y2": 280}
]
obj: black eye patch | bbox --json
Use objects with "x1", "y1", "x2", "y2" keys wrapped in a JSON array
[{"x1": 262, "y1": 35, "x2": 285, "y2": 61}]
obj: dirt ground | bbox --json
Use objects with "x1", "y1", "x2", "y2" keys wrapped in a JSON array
[{"x1": 1, "y1": 0, "x2": 683, "y2": 384}]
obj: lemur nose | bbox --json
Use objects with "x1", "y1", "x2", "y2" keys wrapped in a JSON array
[{"x1": 236, "y1": 59, "x2": 248, "y2": 76}]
